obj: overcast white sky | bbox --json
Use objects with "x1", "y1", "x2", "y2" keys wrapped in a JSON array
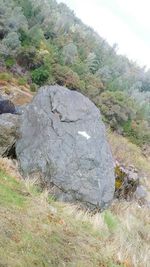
[{"x1": 57, "y1": 0, "x2": 150, "y2": 68}]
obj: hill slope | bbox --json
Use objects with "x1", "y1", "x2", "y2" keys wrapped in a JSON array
[
  {"x1": 0, "y1": 1, "x2": 150, "y2": 266},
  {"x1": 0, "y1": 0, "x2": 150, "y2": 147},
  {"x1": 0, "y1": 157, "x2": 150, "y2": 267}
]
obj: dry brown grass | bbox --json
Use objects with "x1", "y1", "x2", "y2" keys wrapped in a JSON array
[
  {"x1": 0, "y1": 157, "x2": 22, "y2": 180},
  {"x1": 107, "y1": 131, "x2": 150, "y2": 174},
  {"x1": 107, "y1": 131, "x2": 150, "y2": 194},
  {"x1": 64, "y1": 200, "x2": 150, "y2": 267},
  {"x1": 0, "y1": 162, "x2": 149, "y2": 267}
]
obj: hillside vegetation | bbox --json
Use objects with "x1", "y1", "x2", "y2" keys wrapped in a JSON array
[
  {"x1": 0, "y1": 157, "x2": 150, "y2": 267},
  {"x1": 0, "y1": 0, "x2": 150, "y2": 147},
  {"x1": 0, "y1": 1, "x2": 150, "y2": 266}
]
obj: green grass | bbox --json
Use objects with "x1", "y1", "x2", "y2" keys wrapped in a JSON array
[
  {"x1": 18, "y1": 77, "x2": 28, "y2": 86},
  {"x1": 0, "y1": 171, "x2": 26, "y2": 208},
  {"x1": 0, "y1": 164, "x2": 149, "y2": 267},
  {"x1": 103, "y1": 210, "x2": 119, "y2": 232}
]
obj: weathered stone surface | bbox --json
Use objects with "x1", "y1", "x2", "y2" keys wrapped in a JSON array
[
  {"x1": 135, "y1": 185, "x2": 147, "y2": 200},
  {"x1": 0, "y1": 99, "x2": 16, "y2": 114},
  {"x1": 0, "y1": 114, "x2": 19, "y2": 157},
  {"x1": 114, "y1": 161, "x2": 139, "y2": 200},
  {"x1": 16, "y1": 85, "x2": 115, "y2": 209}
]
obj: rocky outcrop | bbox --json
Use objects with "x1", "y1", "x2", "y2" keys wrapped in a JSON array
[
  {"x1": 114, "y1": 161, "x2": 139, "y2": 200},
  {"x1": 0, "y1": 99, "x2": 16, "y2": 114},
  {"x1": 0, "y1": 94, "x2": 26, "y2": 115},
  {"x1": 114, "y1": 161, "x2": 150, "y2": 207},
  {"x1": 0, "y1": 114, "x2": 19, "y2": 157},
  {"x1": 16, "y1": 85, "x2": 115, "y2": 210}
]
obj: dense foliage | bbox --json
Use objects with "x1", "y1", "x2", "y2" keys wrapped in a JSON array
[{"x1": 0, "y1": 0, "x2": 150, "y2": 146}]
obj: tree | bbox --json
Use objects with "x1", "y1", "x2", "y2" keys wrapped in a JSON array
[
  {"x1": 2, "y1": 32, "x2": 21, "y2": 54},
  {"x1": 95, "y1": 91, "x2": 137, "y2": 129},
  {"x1": 0, "y1": 0, "x2": 27, "y2": 55},
  {"x1": 86, "y1": 52, "x2": 100, "y2": 74},
  {"x1": 62, "y1": 43, "x2": 78, "y2": 65},
  {"x1": 53, "y1": 64, "x2": 85, "y2": 91}
]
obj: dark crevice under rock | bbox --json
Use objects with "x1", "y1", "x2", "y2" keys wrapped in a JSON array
[{"x1": 2, "y1": 143, "x2": 17, "y2": 159}]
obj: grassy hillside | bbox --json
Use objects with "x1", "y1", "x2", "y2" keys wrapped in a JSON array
[
  {"x1": 0, "y1": 157, "x2": 150, "y2": 267},
  {"x1": 107, "y1": 130, "x2": 150, "y2": 203},
  {"x1": 0, "y1": 1, "x2": 150, "y2": 266},
  {"x1": 108, "y1": 130, "x2": 150, "y2": 177}
]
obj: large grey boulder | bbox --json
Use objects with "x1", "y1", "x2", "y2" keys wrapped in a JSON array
[
  {"x1": 0, "y1": 114, "x2": 19, "y2": 157},
  {"x1": 16, "y1": 85, "x2": 115, "y2": 209}
]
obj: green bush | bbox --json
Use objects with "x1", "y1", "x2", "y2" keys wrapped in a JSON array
[
  {"x1": 123, "y1": 119, "x2": 150, "y2": 146},
  {"x1": 53, "y1": 64, "x2": 85, "y2": 91},
  {"x1": 5, "y1": 57, "x2": 15, "y2": 68},
  {"x1": 19, "y1": 29, "x2": 31, "y2": 46},
  {"x1": 96, "y1": 91, "x2": 137, "y2": 129},
  {"x1": 31, "y1": 65, "x2": 49, "y2": 86},
  {"x1": 30, "y1": 83, "x2": 38, "y2": 92},
  {"x1": 17, "y1": 47, "x2": 43, "y2": 70},
  {"x1": 71, "y1": 60, "x2": 88, "y2": 76},
  {"x1": 0, "y1": 72, "x2": 12, "y2": 81},
  {"x1": 18, "y1": 77, "x2": 28, "y2": 86},
  {"x1": 82, "y1": 73, "x2": 104, "y2": 97}
]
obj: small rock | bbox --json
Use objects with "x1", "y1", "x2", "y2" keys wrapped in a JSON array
[
  {"x1": 48, "y1": 205, "x2": 57, "y2": 214},
  {"x1": 128, "y1": 171, "x2": 138, "y2": 182},
  {"x1": 135, "y1": 185, "x2": 147, "y2": 199}
]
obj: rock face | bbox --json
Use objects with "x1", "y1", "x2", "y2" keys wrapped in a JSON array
[
  {"x1": 115, "y1": 161, "x2": 139, "y2": 200},
  {"x1": 16, "y1": 85, "x2": 115, "y2": 209},
  {"x1": 0, "y1": 114, "x2": 19, "y2": 157},
  {"x1": 0, "y1": 99, "x2": 16, "y2": 114}
]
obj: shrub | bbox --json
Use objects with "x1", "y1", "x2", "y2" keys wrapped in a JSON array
[
  {"x1": 71, "y1": 60, "x2": 88, "y2": 76},
  {"x1": 0, "y1": 72, "x2": 12, "y2": 82},
  {"x1": 83, "y1": 73, "x2": 104, "y2": 98},
  {"x1": 31, "y1": 65, "x2": 49, "y2": 86},
  {"x1": 123, "y1": 119, "x2": 150, "y2": 146},
  {"x1": 19, "y1": 29, "x2": 31, "y2": 46},
  {"x1": 95, "y1": 91, "x2": 137, "y2": 130},
  {"x1": 28, "y1": 26, "x2": 44, "y2": 48},
  {"x1": 62, "y1": 43, "x2": 78, "y2": 65},
  {"x1": 53, "y1": 64, "x2": 85, "y2": 91},
  {"x1": 18, "y1": 77, "x2": 28, "y2": 86},
  {"x1": 17, "y1": 47, "x2": 43, "y2": 70},
  {"x1": 30, "y1": 83, "x2": 38, "y2": 92},
  {"x1": 2, "y1": 32, "x2": 21, "y2": 54},
  {"x1": 5, "y1": 57, "x2": 15, "y2": 68},
  {"x1": 84, "y1": 74, "x2": 104, "y2": 90}
]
